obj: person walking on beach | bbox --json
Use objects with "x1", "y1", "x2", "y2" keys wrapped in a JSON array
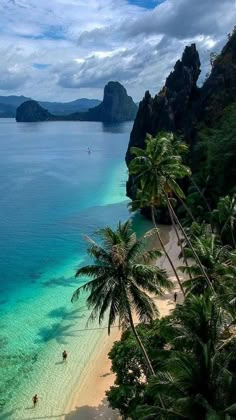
[
  {"x1": 174, "y1": 292, "x2": 178, "y2": 303},
  {"x1": 32, "y1": 394, "x2": 38, "y2": 407},
  {"x1": 62, "y1": 350, "x2": 68, "y2": 362}
]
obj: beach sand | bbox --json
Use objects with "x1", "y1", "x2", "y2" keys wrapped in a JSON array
[{"x1": 64, "y1": 225, "x2": 183, "y2": 420}]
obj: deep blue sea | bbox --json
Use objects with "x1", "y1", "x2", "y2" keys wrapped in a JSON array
[{"x1": 0, "y1": 119, "x2": 152, "y2": 418}]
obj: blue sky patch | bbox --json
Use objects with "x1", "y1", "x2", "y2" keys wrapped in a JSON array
[
  {"x1": 128, "y1": 0, "x2": 163, "y2": 9},
  {"x1": 33, "y1": 63, "x2": 50, "y2": 70},
  {"x1": 20, "y1": 25, "x2": 65, "y2": 41}
]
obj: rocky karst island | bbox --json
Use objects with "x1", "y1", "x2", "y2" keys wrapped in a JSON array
[{"x1": 16, "y1": 81, "x2": 137, "y2": 123}]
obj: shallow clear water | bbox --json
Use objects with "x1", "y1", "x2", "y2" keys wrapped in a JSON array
[{"x1": 0, "y1": 119, "x2": 147, "y2": 417}]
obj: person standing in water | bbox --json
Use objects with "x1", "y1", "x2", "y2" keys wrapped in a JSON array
[
  {"x1": 62, "y1": 350, "x2": 68, "y2": 362},
  {"x1": 174, "y1": 292, "x2": 178, "y2": 303},
  {"x1": 32, "y1": 394, "x2": 38, "y2": 407}
]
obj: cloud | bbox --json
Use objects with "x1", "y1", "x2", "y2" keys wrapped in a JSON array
[
  {"x1": 0, "y1": 71, "x2": 27, "y2": 90},
  {"x1": 0, "y1": 0, "x2": 235, "y2": 100},
  {"x1": 0, "y1": 46, "x2": 31, "y2": 90},
  {"x1": 125, "y1": 0, "x2": 235, "y2": 39},
  {"x1": 56, "y1": 47, "x2": 146, "y2": 89}
]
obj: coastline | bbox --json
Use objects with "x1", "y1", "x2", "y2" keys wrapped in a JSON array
[
  {"x1": 64, "y1": 225, "x2": 183, "y2": 420},
  {"x1": 65, "y1": 326, "x2": 121, "y2": 420},
  {"x1": 0, "y1": 122, "x2": 132, "y2": 420},
  {"x1": 3, "y1": 225, "x2": 181, "y2": 420}
]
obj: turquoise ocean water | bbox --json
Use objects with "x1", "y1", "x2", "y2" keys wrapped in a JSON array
[{"x1": 0, "y1": 119, "x2": 152, "y2": 418}]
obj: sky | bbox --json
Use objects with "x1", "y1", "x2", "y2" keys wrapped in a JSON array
[{"x1": 0, "y1": 0, "x2": 235, "y2": 102}]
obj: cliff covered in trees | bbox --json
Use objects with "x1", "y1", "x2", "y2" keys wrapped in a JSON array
[{"x1": 126, "y1": 30, "x2": 236, "y2": 210}]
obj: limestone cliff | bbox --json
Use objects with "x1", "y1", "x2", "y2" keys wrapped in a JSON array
[
  {"x1": 126, "y1": 31, "x2": 236, "y2": 206},
  {"x1": 126, "y1": 43, "x2": 201, "y2": 166},
  {"x1": 88, "y1": 81, "x2": 137, "y2": 123}
]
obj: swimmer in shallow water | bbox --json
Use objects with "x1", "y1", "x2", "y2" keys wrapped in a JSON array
[
  {"x1": 32, "y1": 394, "x2": 38, "y2": 407},
  {"x1": 62, "y1": 350, "x2": 68, "y2": 362}
]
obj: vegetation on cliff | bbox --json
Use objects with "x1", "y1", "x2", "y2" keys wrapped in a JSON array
[{"x1": 126, "y1": 30, "x2": 236, "y2": 215}]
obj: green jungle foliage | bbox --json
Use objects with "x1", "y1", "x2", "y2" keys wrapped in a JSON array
[
  {"x1": 107, "y1": 294, "x2": 236, "y2": 419},
  {"x1": 104, "y1": 133, "x2": 236, "y2": 419},
  {"x1": 73, "y1": 126, "x2": 236, "y2": 419},
  {"x1": 192, "y1": 103, "x2": 236, "y2": 206}
]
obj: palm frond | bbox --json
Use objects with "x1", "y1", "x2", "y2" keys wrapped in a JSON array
[{"x1": 130, "y1": 283, "x2": 159, "y2": 322}]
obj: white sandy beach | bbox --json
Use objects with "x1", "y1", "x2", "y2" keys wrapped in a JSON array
[{"x1": 64, "y1": 226, "x2": 183, "y2": 420}]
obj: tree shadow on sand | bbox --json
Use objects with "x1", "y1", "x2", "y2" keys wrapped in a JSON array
[
  {"x1": 42, "y1": 276, "x2": 78, "y2": 288},
  {"x1": 35, "y1": 322, "x2": 77, "y2": 345},
  {"x1": 65, "y1": 398, "x2": 119, "y2": 420},
  {"x1": 47, "y1": 306, "x2": 87, "y2": 321}
]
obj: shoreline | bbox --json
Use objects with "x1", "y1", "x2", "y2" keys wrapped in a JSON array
[
  {"x1": 3, "y1": 225, "x2": 181, "y2": 420},
  {"x1": 64, "y1": 225, "x2": 183, "y2": 420},
  {"x1": 65, "y1": 326, "x2": 121, "y2": 420}
]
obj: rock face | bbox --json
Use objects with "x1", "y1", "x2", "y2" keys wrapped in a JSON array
[
  {"x1": 198, "y1": 32, "x2": 236, "y2": 125},
  {"x1": 16, "y1": 81, "x2": 137, "y2": 123},
  {"x1": 86, "y1": 81, "x2": 137, "y2": 123},
  {"x1": 16, "y1": 100, "x2": 54, "y2": 122},
  {"x1": 126, "y1": 44, "x2": 201, "y2": 166},
  {"x1": 126, "y1": 31, "x2": 236, "y2": 202}
]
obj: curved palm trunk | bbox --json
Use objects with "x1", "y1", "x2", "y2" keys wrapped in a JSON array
[
  {"x1": 126, "y1": 305, "x2": 155, "y2": 376},
  {"x1": 151, "y1": 206, "x2": 185, "y2": 296},
  {"x1": 191, "y1": 178, "x2": 212, "y2": 213},
  {"x1": 230, "y1": 199, "x2": 236, "y2": 248},
  {"x1": 191, "y1": 178, "x2": 214, "y2": 233},
  {"x1": 164, "y1": 194, "x2": 215, "y2": 294},
  {"x1": 230, "y1": 227, "x2": 236, "y2": 248},
  {"x1": 126, "y1": 304, "x2": 165, "y2": 409},
  {"x1": 168, "y1": 204, "x2": 193, "y2": 285},
  {"x1": 178, "y1": 195, "x2": 196, "y2": 223}
]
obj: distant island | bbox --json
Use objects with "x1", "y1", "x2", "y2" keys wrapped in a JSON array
[
  {"x1": 16, "y1": 81, "x2": 138, "y2": 123},
  {"x1": 0, "y1": 95, "x2": 101, "y2": 118}
]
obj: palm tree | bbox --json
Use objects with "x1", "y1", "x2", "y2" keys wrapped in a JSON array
[
  {"x1": 136, "y1": 293, "x2": 236, "y2": 419},
  {"x1": 190, "y1": 176, "x2": 212, "y2": 214},
  {"x1": 128, "y1": 133, "x2": 190, "y2": 294},
  {"x1": 180, "y1": 233, "x2": 236, "y2": 296},
  {"x1": 212, "y1": 194, "x2": 236, "y2": 248},
  {"x1": 129, "y1": 187, "x2": 186, "y2": 296},
  {"x1": 72, "y1": 220, "x2": 172, "y2": 376},
  {"x1": 129, "y1": 133, "x2": 214, "y2": 294},
  {"x1": 166, "y1": 198, "x2": 215, "y2": 294},
  {"x1": 137, "y1": 349, "x2": 236, "y2": 420}
]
